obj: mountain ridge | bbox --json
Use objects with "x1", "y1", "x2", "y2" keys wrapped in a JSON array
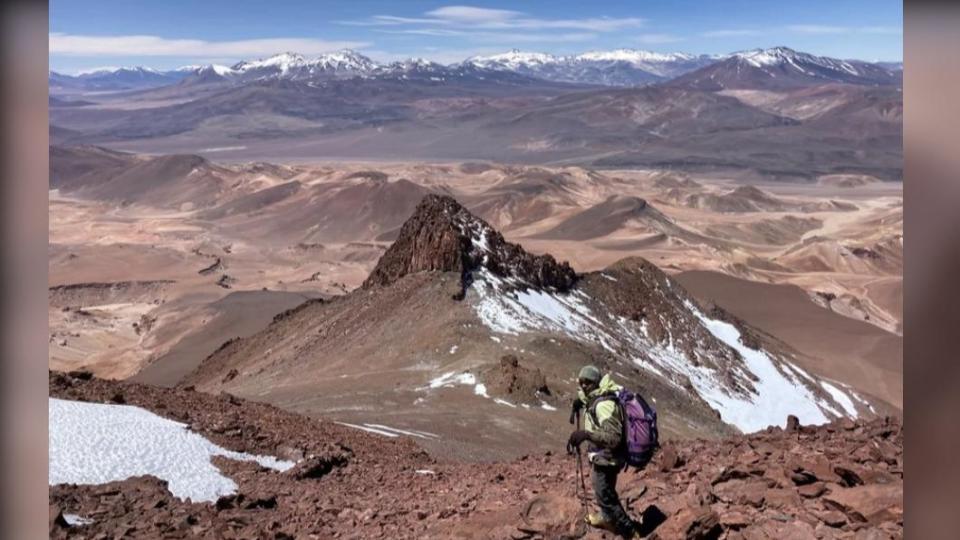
[{"x1": 51, "y1": 46, "x2": 902, "y2": 91}]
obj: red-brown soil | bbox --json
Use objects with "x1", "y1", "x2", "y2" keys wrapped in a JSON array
[{"x1": 50, "y1": 371, "x2": 902, "y2": 539}]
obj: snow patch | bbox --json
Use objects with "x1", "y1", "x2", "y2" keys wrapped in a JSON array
[
  {"x1": 820, "y1": 381, "x2": 859, "y2": 417},
  {"x1": 363, "y1": 424, "x2": 440, "y2": 440},
  {"x1": 494, "y1": 398, "x2": 517, "y2": 408},
  {"x1": 336, "y1": 422, "x2": 399, "y2": 438},
  {"x1": 49, "y1": 398, "x2": 294, "y2": 503},
  {"x1": 685, "y1": 306, "x2": 831, "y2": 432},
  {"x1": 63, "y1": 514, "x2": 94, "y2": 526},
  {"x1": 428, "y1": 371, "x2": 476, "y2": 388}
]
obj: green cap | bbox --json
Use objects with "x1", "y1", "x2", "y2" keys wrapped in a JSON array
[{"x1": 578, "y1": 365, "x2": 601, "y2": 383}]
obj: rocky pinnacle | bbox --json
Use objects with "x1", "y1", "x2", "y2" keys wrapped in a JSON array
[{"x1": 362, "y1": 194, "x2": 577, "y2": 296}]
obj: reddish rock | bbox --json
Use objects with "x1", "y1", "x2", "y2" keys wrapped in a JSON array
[
  {"x1": 833, "y1": 465, "x2": 865, "y2": 487},
  {"x1": 713, "y1": 478, "x2": 767, "y2": 508},
  {"x1": 287, "y1": 449, "x2": 350, "y2": 479},
  {"x1": 814, "y1": 509, "x2": 848, "y2": 527},
  {"x1": 742, "y1": 519, "x2": 817, "y2": 540},
  {"x1": 719, "y1": 509, "x2": 752, "y2": 530},
  {"x1": 363, "y1": 195, "x2": 576, "y2": 294},
  {"x1": 797, "y1": 482, "x2": 827, "y2": 499},
  {"x1": 822, "y1": 483, "x2": 903, "y2": 525},
  {"x1": 48, "y1": 372, "x2": 903, "y2": 540},
  {"x1": 652, "y1": 506, "x2": 722, "y2": 540},
  {"x1": 658, "y1": 445, "x2": 684, "y2": 471},
  {"x1": 711, "y1": 466, "x2": 753, "y2": 485},
  {"x1": 763, "y1": 488, "x2": 802, "y2": 509},
  {"x1": 790, "y1": 470, "x2": 818, "y2": 486}
]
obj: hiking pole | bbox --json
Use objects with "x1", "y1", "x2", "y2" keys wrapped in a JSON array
[{"x1": 574, "y1": 411, "x2": 589, "y2": 514}]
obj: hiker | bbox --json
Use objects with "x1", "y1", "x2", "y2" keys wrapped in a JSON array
[{"x1": 567, "y1": 365, "x2": 641, "y2": 539}]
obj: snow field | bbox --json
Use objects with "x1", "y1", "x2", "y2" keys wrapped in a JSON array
[{"x1": 49, "y1": 398, "x2": 294, "y2": 503}]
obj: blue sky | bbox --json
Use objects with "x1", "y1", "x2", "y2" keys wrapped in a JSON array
[{"x1": 50, "y1": 1, "x2": 903, "y2": 74}]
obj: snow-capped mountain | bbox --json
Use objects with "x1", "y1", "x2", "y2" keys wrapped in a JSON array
[
  {"x1": 464, "y1": 48, "x2": 717, "y2": 86},
  {"x1": 174, "y1": 64, "x2": 235, "y2": 76},
  {"x1": 573, "y1": 49, "x2": 716, "y2": 77},
  {"x1": 375, "y1": 58, "x2": 448, "y2": 78},
  {"x1": 50, "y1": 47, "x2": 903, "y2": 93},
  {"x1": 669, "y1": 46, "x2": 901, "y2": 90},
  {"x1": 228, "y1": 50, "x2": 379, "y2": 82},
  {"x1": 49, "y1": 66, "x2": 190, "y2": 90},
  {"x1": 467, "y1": 50, "x2": 563, "y2": 71}
]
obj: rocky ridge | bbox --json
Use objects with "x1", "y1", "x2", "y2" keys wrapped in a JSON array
[
  {"x1": 50, "y1": 371, "x2": 903, "y2": 539},
  {"x1": 363, "y1": 194, "x2": 577, "y2": 295},
  {"x1": 176, "y1": 194, "x2": 881, "y2": 452}
]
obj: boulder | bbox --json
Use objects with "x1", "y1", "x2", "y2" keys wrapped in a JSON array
[
  {"x1": 822, "y1": 483, "x2": 903, "y2": 525},
  {"x1": 650, "y1": 505, "x2": 721, "y2": 540}
]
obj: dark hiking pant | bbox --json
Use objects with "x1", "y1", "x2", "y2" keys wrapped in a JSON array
[{"x1": 591, "y1": 463, "x2": 636, "y2": 538}]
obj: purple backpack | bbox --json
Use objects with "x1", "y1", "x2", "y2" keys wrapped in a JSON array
[{"x1": 590, "y1": 389, "x2": 659, "y2": 468}]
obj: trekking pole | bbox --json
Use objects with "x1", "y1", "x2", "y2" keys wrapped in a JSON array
[{"x1": 574, "y1": 411, "x2": 589, "y2": 514}]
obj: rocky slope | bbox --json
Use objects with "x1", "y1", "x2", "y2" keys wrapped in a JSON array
[
  {"x1": 363, "y1": 194, "x2": 577, "y2": 294},
  {"x1": 158, "y1": 195, "x2": 886, "y2": 465},
  {"x1": 49, "y1": 371, "x2": 903, "y2": 539}
]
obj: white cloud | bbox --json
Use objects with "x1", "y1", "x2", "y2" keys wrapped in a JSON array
[
  {"x1": 343, "y1": 6, "x2": 644, "y2": 32},
  {"x1": 635, "y1": 33, "x2": 684, "y2": 44},
  {"x1": 49, "y1": 33, "x2": 371, "y2": 57},
  {"x1": 377, "y1": 28, "x2": 596, "y2": 43},
  {"x1": 425, "y1": 6, "x2": 522, "y2": 24}
]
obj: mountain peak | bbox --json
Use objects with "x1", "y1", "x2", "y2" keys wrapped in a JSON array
[
  {"x1": 732, "y1": 46, "x2": 806, "y2": 67},
  {"x1": 314, "y1": 49, "x2": 377, "y2": 69},
  {"x1": 576, "y1": 48, "x2": 696, "y2": 64},
  {"x1": 467, "y1": 50, "x2": 560, "y2": 69},
  {"x1": 362, "y1": 195, "x2": 576, "y2": 294}
]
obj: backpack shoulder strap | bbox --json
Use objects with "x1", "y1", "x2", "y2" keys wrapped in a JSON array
[{"x1": 587, "y1": 392, "x2": 619, "y2": 427}]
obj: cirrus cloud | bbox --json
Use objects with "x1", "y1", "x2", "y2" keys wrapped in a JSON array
[{"x1": 342, "y1": 5, "x2": 645, "y2": 32}]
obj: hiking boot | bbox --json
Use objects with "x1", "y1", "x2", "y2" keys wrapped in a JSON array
[{"x1": 584, "y1": 513, "x2": 618, "y2": 533}]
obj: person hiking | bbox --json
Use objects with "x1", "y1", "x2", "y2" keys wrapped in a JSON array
[{"x1": 567, "y1": 365, "x2": 641, "y2": 539}]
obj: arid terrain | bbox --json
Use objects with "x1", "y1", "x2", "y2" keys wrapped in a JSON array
[
  {"x1": 49, "y1": 153, "x2": 903, "y2": 472},
  {"x1": 50, "y1": 153, "x2": 902, "y2": 402},
  {"x1": 48, "y1": 44, "x2": 903, "y2": 538}
]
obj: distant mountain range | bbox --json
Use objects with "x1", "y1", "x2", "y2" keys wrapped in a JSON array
[
  {"x1": 50, "y1": 47, "x2": 902, "y2": 91},
  {"x1": 668, "y1": 47, "x2": 901, "y2": 90},
  {"x1": 463, "y1": 49, "x2": 718, "y2": 86},
  {"x1": 48, "y1": 46, "x2": 902, "y2": 180}
]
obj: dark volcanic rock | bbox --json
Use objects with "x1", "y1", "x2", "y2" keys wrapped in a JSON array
[{"x1": 362, "y1": 194, "x2": 576, "y2": 295}]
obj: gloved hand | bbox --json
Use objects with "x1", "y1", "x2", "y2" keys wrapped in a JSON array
[
  {"x1": 566, "y1": 430, "x2": 592, "y2": 454},
  {"x1": 569, "y1": 398, "x2": 584, "y2": 425}
]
